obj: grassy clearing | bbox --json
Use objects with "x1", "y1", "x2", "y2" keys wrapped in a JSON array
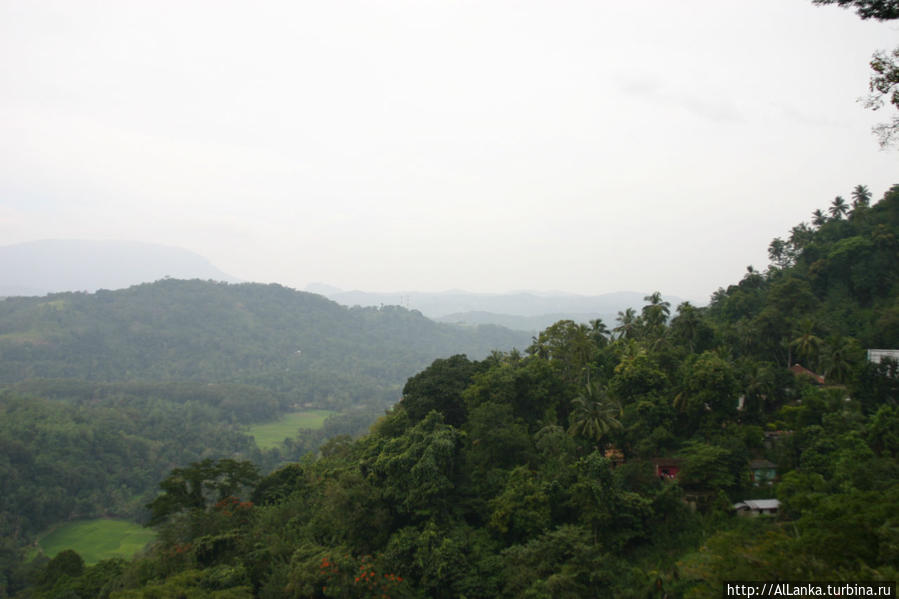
[
  {"x1": 248, "y1": 409, "x2": 335, "y2": 449},
  {"x1": 38, "y1": 519, "x2": 156, "y2": 564}
]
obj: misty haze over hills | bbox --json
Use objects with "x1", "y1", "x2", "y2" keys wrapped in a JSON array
[
  {"x1": 0, "y1": 239, "x2": 681, "y2": 332},
  {"x1": 306, "y1": 284, "x2": 685, "y2": 333},
  {"x1": 1, "y1": 239, "x2": 685, "y2": 333},
  {"x1": 0, "y1": 240, "x2": 240, "y2": 296}
]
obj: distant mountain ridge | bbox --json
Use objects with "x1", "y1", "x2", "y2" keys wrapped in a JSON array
[
  {"x1": 434, "y1": 311, "x2": 622, "y2": 334},
  {"x1": 0, "y1": 239, "x2": 239, "y2": 296},
  {"x1": 306, "y1": 284, "x2": 685, "y2": 332},
  {"x1": 0, "y1": 279, "x2": 531, "y2": 407}
]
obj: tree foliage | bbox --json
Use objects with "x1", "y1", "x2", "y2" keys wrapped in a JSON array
[{"x1": 812, "y1": 0, "x2": 899, "y2": 146}]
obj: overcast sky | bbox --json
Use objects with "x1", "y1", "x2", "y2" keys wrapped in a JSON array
[{"x1": 1, "y1": 0, "x2": 896, "y2": 303}]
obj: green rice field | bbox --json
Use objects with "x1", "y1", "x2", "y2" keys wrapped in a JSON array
[
  {"x1": 248, "y1": 409, "x2": 335, "y2": 449},
  {"x1": 38, "y1": 519, "x2": 156, "y2": 564}
]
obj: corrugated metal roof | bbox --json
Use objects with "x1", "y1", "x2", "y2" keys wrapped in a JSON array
[{"x1": 743, "y1": 499, "x2": 779, "y2": 510}]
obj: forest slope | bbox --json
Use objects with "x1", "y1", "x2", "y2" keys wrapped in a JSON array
[
  {"x1": 0, "y1": 279, "x2": 531, "y2": 407},
  {"x1": 4, "y1": 185, "x2": 899, "y2": 598},
  {"x1": 20, "y1": 184, "x2": 891, "y2": 599}
]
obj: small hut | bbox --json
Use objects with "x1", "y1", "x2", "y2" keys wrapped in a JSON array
[{"x1": 733, "y1": 499, "x2": 780, "y2": 517}]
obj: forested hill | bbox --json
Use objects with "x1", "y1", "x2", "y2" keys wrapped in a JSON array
[
  {"x1": 0, "y1": 280, "x2": 531, "y2": 407},
  {"x1": 4, "y1": 185, "x2": 899, "y2": 598},
  {"x1": 10, "y1": 183, "x2": 891, "y2": 599},
  {"x1": 708, "y1": 183, "x2": 899, "y2": 357}
]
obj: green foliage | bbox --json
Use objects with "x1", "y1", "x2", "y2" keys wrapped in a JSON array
[
  {"x1": 464, "y1": 356, "x2": 569, "y2": 430},
  {"x1": 369, "y1": 412, "x2": 462, "y2": 520},
  {"x1": 250, "y1": 464, "x2": 306, "y2": 506},
  {"x1": 0, "y1": 280, "x2": 529, "y2": 410},
  {"x1": 0, "y1": 279, "x2": 529, "y2": 585},
  {"x1": 400, "y1": 354, "x2": 484, "y2": 427},
  {"x1": 678, "y1": 523, "x2": 802, "y2": 598},
  {"x1": 43, "y1": 550, "x2": 84, "y2": 584},
  {"x1": 609, "y1": 348, "x2": 667, "y2": 402},
  {"x1": 675, "y1": 351, "x2": 739, "y2": 433},
  {"x1": 676, "y1": 442, "x2": 739, "y2": 494},
  {"x1": 147, "y1": 459, "x2": 260, "y2": 526},
  {"x1": 567, "y1": 382, "x2": 622, "y2": 444},
  {"x1": 110, "y1": 568, "x2": 253, "y2": 598},
  {"x1": 797, "y1": 485, "x2": 899, "y2": 570},
  {"x1": 527, "y1": 320, "x2": 597, "y2": 385},
  {"x1": 500, "y1": 525, "x2": 607, "y2": 599},
  {"x1": 487, "y1": 467, "x2": 551, "y2": 543},
  {"x1": 0, "y1": 388, "x2": 260, "y2": 542}
]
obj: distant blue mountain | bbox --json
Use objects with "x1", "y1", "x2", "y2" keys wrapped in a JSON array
[
  {"x1": 305, "y1": 284, "x2": 686, "y2": 332},
  {"x1": 0, "y1": 239, "x2": 239, "y2": 296}
]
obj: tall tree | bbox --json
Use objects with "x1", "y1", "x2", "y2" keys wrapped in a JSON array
[
  {"x1": 851, "y1": 184, "x2": 872, "y2": 209},
  {"x1": 670, "y1": 302, "x2": 701, "y2": 352},
  {"x1": 829, "y1": 196, "x2": 849, "y2": 220},
  {"x1": 567, "y1": 382, "x2": 622, "y2": 445},
  {"x1": 641, "y1": 291, "x2": 671, "y2": 329},
  {"x1": 791, "y1": 318, "x2": 823, "y2": 369},
  {"x1": 614, "y1": 308, "x2": 639, "y2": 340},
  {"x1": 146, "y1": 459, "x2": 260, "y2": 526},
  {"x1": 812, "y1": 208, "x2": 828, "y2": 227},
  {"x1": 768, "y1": 237, "x2": 793, "y2": 268},
  {"x1": 820, "y1": 335, "x2": 858, "y2": 383},
  {"x1": 589, "y1": 318, "x2": 611, "y2": 348}
]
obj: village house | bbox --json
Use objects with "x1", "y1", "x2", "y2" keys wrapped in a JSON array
[
  {"x1": 651, "y1": 458, "x2": 680, "y2": 480},
  {"x1": 733, "y1": 499, "x2": 780, "y2": 517},
  {"x1": 748, "y1": 458, "x2": 777, "y2": 486},
  {"x1": 789, "y1": 364, "x2": 825, "y2": 385}
]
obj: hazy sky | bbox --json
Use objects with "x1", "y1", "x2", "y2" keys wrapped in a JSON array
[{"x1": 1, "y1": 0, "x2": 896, "y2": 303}]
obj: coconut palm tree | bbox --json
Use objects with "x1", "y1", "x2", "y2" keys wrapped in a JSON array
[
  {"x1": 820, "y1": 335, "x2": 855, "y2": 383},
  {"x1": 614, "y1": 308, "x2": 639, "y2": 339},
  {"x1": 850, "y1": 184, "x2": 872, "y2": 221},
  {"x1": 734, "y1": 319, "x2": 759, "y2": 355},
  {"x1": 829, "y1": 196, "x2": 849, "y2": 220},
  {"x1": 642, "y1": 291, "x2": 671, "y2": 328},
  {"x1": 790, "y1": 318, "x2": 822, "y2": 369},
  {"x1": 568, "y1": 382, "x2": 622, "y2": 445},
  {"x1": 670, "y1": 301, "x2": 701, "y2": 352},
  {"x1": 851, "y1": 184, "x2": 871, "y2": 210},
  {"x1": 812, "y1": 209, "x2": 827, "y2": 227},
  {"x1": 589, "y1": 318, "x2": 610, "y2": 348}
]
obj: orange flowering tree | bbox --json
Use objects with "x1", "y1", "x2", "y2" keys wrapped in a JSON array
[{"x1": 315, "y1": 553, "x2": 411, "y2": 599}]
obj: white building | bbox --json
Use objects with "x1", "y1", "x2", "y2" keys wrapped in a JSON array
[
  {"x1": 867, "y1": 349, "x2": 899, "y2": 364},
  {"x1": 733, "y1": 499, "x2": 780, "y2": 517}
]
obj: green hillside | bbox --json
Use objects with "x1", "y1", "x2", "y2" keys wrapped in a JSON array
[
  {"x1": 0, "y1": 280, "x2": 531, "y2": 407},
  {"x1": 0, "y1": 282, "x2": 529, "y2": 554},
  {"x1": 6, "y1": 185, "x2": 896, "y2": 598}
]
